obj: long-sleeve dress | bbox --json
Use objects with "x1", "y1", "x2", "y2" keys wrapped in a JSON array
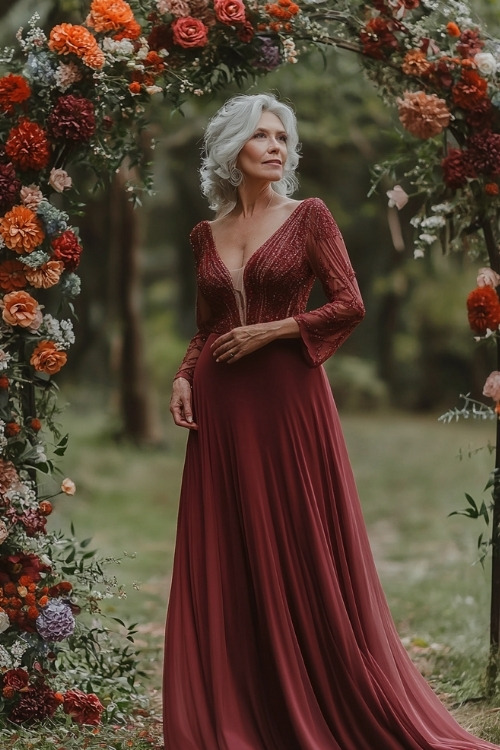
[{"x1": 163, "y1": 197, "x2": 498, "y2": 750}]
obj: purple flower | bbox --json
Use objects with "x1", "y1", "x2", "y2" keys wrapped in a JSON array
[
  {"x1": 253, "y1": 37, "x2": 281, "y2": 71},
  {"x1": 36, "y1": 598, "x2": 75, "y2": 642}
]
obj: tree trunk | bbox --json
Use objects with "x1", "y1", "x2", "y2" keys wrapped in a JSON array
[{"x1": 108, "y1": 169, "x2": 161, "y2": 444}]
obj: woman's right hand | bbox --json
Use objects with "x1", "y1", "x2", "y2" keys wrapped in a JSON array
[{"x1": 170, "y1": 377, "x2": 198, "y2": 430}]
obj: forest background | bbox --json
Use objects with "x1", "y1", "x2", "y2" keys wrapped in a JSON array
[{"x1": 4, "y1": 0, "x2": 500, "y2": 747}]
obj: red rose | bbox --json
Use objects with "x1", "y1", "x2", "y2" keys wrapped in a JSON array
[
  {"x1": 214, "y1": 0, "x2": 246, "y2": 25},
  {"x1": 51, "y1": 229, "x2": 83, "y2": 271},
  {"x1": 172, "y1": 17, "x2": 208, "y2": 48},
  {"x1": 2, "y1": 668, "x2": 29, "y2": 696},
  {"x1": 63, "y1": 689, "x2": 104, "y2": 725}
]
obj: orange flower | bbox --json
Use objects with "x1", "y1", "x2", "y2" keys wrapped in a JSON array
[
  {"x1": 27, "y1": 605, "x2": 39, "y2": 620},
  {"x1": 452, "y1": 69, "x2": 488, "y2": 110},
  {"x1": 0, "y1": 259, "x2": 28, "y2": 291},
  {"x1": 129, "y1": 81, "x2": 141, "y2": 94},
  {"x1": 0, "y1": 205, "x2": 45, "y2": 253},
  {"x1": 0, "y1": 376, "x2": 8, "y2": 390},
  {"x1": 30, "y1": 340, "x2": 68, "y2": 375},
  {"x1": 18, "y1": 576, "x2": 32, "y2": 587},
  {"x1": 39, "y1": 500, "x2": 53, "y2": 516},
  {"x1": 467, "y1": 286, "x2": 500, "y2": 334},
  {"x1": 38, "y1": 595, "x2": 49, "y2": 607},
  {"x1": 401, "y1": 49, "x2": 433, "y2": 77},
  {"x1": 48, "y1": 24, "x2": 105, "y2": 69},
  {"x1": 25, "y1": 260, "x2": 64, "y2": 289},
  {"x1": 2, "y1": 290, "x2": 41, "y2": 329},
  {"x1": 5, "y1": 422, "x2": 21, "y2": 437},
  {"x1": 397, "y1": 91, "x2": 450, "y2": 139},
  {"x1": 0, "y1": 74, "x2": 31, "y2": 113},
  {"x1": 5, "y1": 119, "x2": 51, "y2": 171},
  {"x1": 29, "y1": 417, "x2": 42, "y2": 431},
  {"x1": 86, "y1": 0, "x2": 136, "y2": 32},
  {"x1": 446, "y1": 22, "x2": 460, "y2": 37},
  {"x1": 485, "y1": 183, "x2": 500, "y2": 196},
  {"x1": 114, "y1": 19, "x2": 142, "y2": 41}
]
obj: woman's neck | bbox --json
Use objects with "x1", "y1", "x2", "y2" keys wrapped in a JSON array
[{"x1": 234, "y1": 184, "x2": 276, "y2": 218}]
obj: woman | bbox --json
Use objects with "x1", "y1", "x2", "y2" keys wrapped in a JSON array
[{"x1": 164, "y1": 93, "x2": 497, "y2": 749}]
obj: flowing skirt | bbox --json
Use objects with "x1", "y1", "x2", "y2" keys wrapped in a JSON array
[{"x1": 163, "y1": 335, "x2": 497, "y2": 750}]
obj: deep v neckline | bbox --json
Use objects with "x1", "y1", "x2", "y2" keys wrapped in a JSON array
[{"x1": 205, "y1": 199, "x2": 307, "y2": 281}]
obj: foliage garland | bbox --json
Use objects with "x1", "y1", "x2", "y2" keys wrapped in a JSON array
[{"x1": 1, "y1": 0, "x2": 500, "y2": 727}]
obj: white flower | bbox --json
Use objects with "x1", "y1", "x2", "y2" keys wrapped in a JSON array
[
  {"x1": 0, "y1": 611, "x2": 10, "y2": 634},
  {"x1": 418, "y1": 233, "x2": 437, "y2": 245},
  {"x1": 420, "y1": 215, "x2": 446, "y2": 229},
  {"x1": 102, "y1": 37, "x2": 134, "y2": 57},
  {"x1": 39, "y1": 554, "x2": 52, "y2": 567},
  {"x1": 31, "y1": 444, "x2": 47, "y2": 463},
  {"x1": 474, "y1": 52, "x2": 497, "y2": 76},
  {"x1": 0, "y1": 645, "x2": 11, "y2": 668},
  {"x1": 0, "y1": 349, "x2": 12, "y2": 371},
  {"x1": 145, "y1": 85, "x2": 163, "y2": 95},
  {"x1": 414, "y1": 248, "x2": 425, "y2": 259}
]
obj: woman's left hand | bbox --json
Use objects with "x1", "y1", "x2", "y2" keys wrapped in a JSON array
[{"x1": 211, "y1": 323, "x2": 275, "y2": 364}]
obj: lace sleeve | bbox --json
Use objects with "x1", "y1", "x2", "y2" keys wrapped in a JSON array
[
  {"x1": 173, "y1": 290, "x2": 211, "y2": 384},
  {"x1": 294, "y1": 200, "x2": 365, "y2": 367}
]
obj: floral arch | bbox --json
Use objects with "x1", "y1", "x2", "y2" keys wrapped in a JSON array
[{"x1": 1, "y1": 0, "x2": 500, "y2": 730}]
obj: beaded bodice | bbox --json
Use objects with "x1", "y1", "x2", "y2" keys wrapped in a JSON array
[{"x1": 175, "y1": 198, "x2": 365, "y2": 383}]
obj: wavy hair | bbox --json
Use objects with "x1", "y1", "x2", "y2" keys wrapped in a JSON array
[{"x1": 200, "y1": 93, "x2": 300, "y2": 216}]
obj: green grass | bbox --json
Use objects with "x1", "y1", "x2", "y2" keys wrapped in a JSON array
[{"x1": 12, "y1": 398, "x2": 500, "y2": 747}]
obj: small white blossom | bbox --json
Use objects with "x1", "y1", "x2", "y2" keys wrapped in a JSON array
[
  {"x1": 420, "y1": 215, "x2": 446, "y2": 229},
  {"x1": 0, "y1": 349, "x2": 12, "y2": 371},
  {"x1": 0, "y1": 645, "x2": 11, "y2": 669},
  {"x1": 102, "y1": 37, "x2": 135, "y2": 57},
  {"x1": 414, "y1": 248, "x2": 425, "y2": 259},
  {"x1": 419, "y1": 233, "x2": 438, "y2": 245}
]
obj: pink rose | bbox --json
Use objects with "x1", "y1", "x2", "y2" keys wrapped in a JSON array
[
  {"x1": 477, "y1": 267, "x2": 500, "y2": 289},
  {"x1": 49, "y1": 168, "x2": 72, "y2": 193},
  {"x1": 386, "y1": 185, "x2": 409, "y2": 210},
  {"x1": 214, "y1": 0, "x2": 246, "y2": 24},
  {"x1": 483, "y1": 371, "x2": 500, "y2": 403},
  {"x1": 171, "y1": 17, "x2": 208, "y2": 48}
]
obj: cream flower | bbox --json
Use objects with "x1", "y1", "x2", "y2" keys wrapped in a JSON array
[
  {"x1": 61, "y1": 477, "x2": 76, "y2": 495},
  {"x1": 0, "y1": 611, "x2": 10, "y2": 634},
  {"x1": 474, "y1": 52, "x2": 497, "y2": 77},
  {"x1": 477, "y1": 267, "x2": 500, "y2": 289},
  {"x1": 0, "y1": 519, "x2": 9, "y2": 544}
]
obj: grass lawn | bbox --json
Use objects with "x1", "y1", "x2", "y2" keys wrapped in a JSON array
[{"x1": 12, "y1": 393, "x2": 500, "y2": 747}]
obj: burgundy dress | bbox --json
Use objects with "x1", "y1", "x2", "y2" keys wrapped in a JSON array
[{"x1": 163, "y1": 198, "x2": 497, "y2": 750}]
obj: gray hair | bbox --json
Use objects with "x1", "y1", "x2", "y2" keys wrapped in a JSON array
[{"x1": 200, "y1": 93, "x2": 300, "y2": 216}]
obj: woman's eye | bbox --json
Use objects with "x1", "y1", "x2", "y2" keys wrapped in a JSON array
[{"x1": 279, "y1": 135, "x2": 288, "y2": 143}]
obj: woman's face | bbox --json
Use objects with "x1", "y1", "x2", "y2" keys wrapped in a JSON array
[{"x1": 236, "y1": 111, "x2": 288, "y2": 183}]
